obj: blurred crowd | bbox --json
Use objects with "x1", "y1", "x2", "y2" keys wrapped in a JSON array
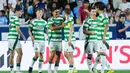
[{"x1": 0, "y1": 0, "x2": 130, "y2": 25}]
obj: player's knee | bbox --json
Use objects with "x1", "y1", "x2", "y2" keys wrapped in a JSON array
[
  {"x1": 68, "y1": 52, "x2": 73, "y2": 57},
  {"x1": 98, "y1": 52, "x2": 106, "y2": 56},
  {"x1": 34, "y1": 54, "x2": 38, "y2": 59},
  {"x1": 64, "y1": 52, "x2": 68, "y2": 58},
  {"x1": 87, "y1": 54, "x2": 92, "y2": 60},
  {"x1": 50, "y1": 51, "x2": 55, "y2": 57},
  {"x1": 10, "y1": 54, "x2": 14, "y2": 59},
  {"x1": 39, "y1": 53, "x2": 43, "y2": 59}
]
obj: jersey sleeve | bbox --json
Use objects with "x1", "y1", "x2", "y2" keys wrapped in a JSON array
[
  {"x1": 28, "y1": 20, "x2": 34, "y2": 28},
  {"x1": 83, "y1": 20, "x2": 89, "y2": 29},
  {"x1": 48, "y1": 18, "x2": 53, "y2": 27},
  {"x1": 103, "y1": 13, "x2": 109, "y2": 25},
  {"x1": 14, "y1": 17, "x2": 20, "y2": 27},
  {"x1": 103, "y1": 17, "x2": 109, "y2": 25},
  {"x1": 68, "y1": 17, "x2": 74, "y2": 27}
]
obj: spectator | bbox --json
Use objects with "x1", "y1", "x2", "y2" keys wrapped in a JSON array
[
  {"x1": 125, "y1": 12, "x2": 130, "y2": 25},
  {"x1": 15, "y1": 0, "x2": 24, "y2": 18},
  {"x1": 116, "y1": 14, "x2": 130, "y2": 39},
  {"x1": 79, "y1": 1, "x2": 89, "y2": 24},
  {"x1": 104, "y1": 3, "x2": 113, "y2": 17},
  {"x1": 89, "y1": 0, "x2": 98, "y2": 4},
  {"x1": 37, "y1": 0, "x2": 45, "y2": 9},
  {"x1": 73, "y1": 0, "x2": 83, "y2": 23},
  {"x1": 0, "y1": 10, "x2": 8, "y2": 25},
  {"x1": 67, "y1": 0, "x2": 77, "y2": 11},
  {"x1": 98, "y1": 0, "x2": 109, "y2": 6},
  {"x1": 43, "y1": 2, "x2": 51, "y2": 21},
  {"x1": 110, "y1": 9, "x2": 121, "y2": 24},
  {"x1": 62, "y1": 4, "x2": 74, "y2": 17},
  {"x1": 113, "y1": 0, "x2": 121, "y2": 9},
  {"x1": 15, "y1": 0, "x2": 23, "y2": 11},
  {"x1": 119, "y1": 0, "x2": 130, "y2": 12},
  {"x1": 0, "y1": 0, "x2": 7, "y2": 11},
  {"x1": 51, "y1": 2, "x2": 57, "y2": 12},
  {"x1": 8, "y1": 0, "x2": 17, "y2": 16},
  {"x1": 27, "y1": 0, "x2": 34, "y2": 18}
]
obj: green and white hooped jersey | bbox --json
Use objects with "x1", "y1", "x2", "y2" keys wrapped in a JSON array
[
  {"x1": 83, "y1": 18, "x2": 98, "y2": 41},
  {"x1": 29, "y1": 19, "x2": 47, "y2": 42},
  {"x1": 8, "y1": 16, "x2": 20, "y2": 40},
  {"x1": 97, "y1": 13, "x2": 109, "y2": 41},
  {"x1": 48, "y1": 17, "x2": 64, "y2": 42},
  {"x1": 64, "y1": 16, "x2": 75, "y2": 41}
]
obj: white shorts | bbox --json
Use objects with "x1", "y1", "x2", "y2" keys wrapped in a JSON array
[
  {"x1": 96, "y1": 41, "x2": 109, "y2": 52},
  {"x1": 85, "y1": 41, "x2": 97, "y2": 54},
  {"x1": 33, "y1": 41, "x2": 45, "y2": 53},
  {"x1": 8, "y1": 39, "x2": 21, "y2": 50},
  {"x1": 64, "y1": 41, "x2": 75, "y2": 52},
  {"x1": 49, "y1": 41, "x2": 62, "y2": 52}
]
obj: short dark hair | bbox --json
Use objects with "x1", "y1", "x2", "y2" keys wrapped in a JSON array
[
  {"x1": 35, "y1": 8, "x2": 44, "y2": 13},
  {"x1": 95, "y1": 2, "x2": 105, "y2": 10},
  {"x1": 83, "y1": 0, "x2": 89, "y2": 4},
  {"x1": 119, "y1": 14, "x2": 126, "y2": 18},
  {"x1": 51, "y1": 8, "x2": 59, "y2": 13},
  {"x1": 64, "y1": 8, "x2": 71, "y2": 15},
  {"x1": 0, "y1": 10, "x2": 5, "y2": 14}
]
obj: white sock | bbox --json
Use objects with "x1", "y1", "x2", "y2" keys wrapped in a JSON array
[
  {"x1": 54, "y1": 66, "x2": 58, "y2": 71},
  {"x1": 30, "y1": 58, "x2": 37, "y2": 68},
  {"x1": 10, "y1": 65, "x2": 14, "y2": 72},
  {"x1": 87, "y1": 59, "x2": 92, "y2": 72},
  {"x1": 16, "y1": 63, "x2": 20, "y2": 72},
  {"x1": 101, "y1": 55, "x2": 107, "y2": 73},
  {"x1": 48, "y1": 62, "x2": 52, "y2": 69},
  {"x1": 93, "y1": 55, "x2": 100, "y2": 69},
  {"x1": 38, "y1": 59, "x2": 43, "y2": 72}
]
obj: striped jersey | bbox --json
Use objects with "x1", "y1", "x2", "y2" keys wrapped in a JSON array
[
  {"x1": 97, "y1": 13, "x2": 109, "y2": 40},
  {"x1": 8, "y1": 16, "x2": 20, "y2": 40},
  {"x1": 64, "y1": 16, "x2": 75, "y2": 41},
  {"x1": 29, "y1": 19, "x2": 47, "y2": 42},
  {"x1": 48, "y1": 17, "x2": 64, "y2": 42},
  {"x1": 83, "y1": 18, "x2": 98, "y2": 41}
]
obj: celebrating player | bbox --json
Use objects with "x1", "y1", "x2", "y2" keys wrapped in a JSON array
[
  {"x1": 83, "y1": 8, "x2": 97, "y2": 73},
  {"x1": 28, "y1": 8, "x2": 47, "y2": 73},
  {"x1": 47, "y1": 8, "x2": 65, "y2": 73},
  {"x1": 8, "y1": 10, "x2": 26, "y2": 73},
  {"x1": 92, "y1": 2, "x2": 114, "y2": 73},
  {"x1": 63, "y1": 8, "x2": 77, "y2": 73}
]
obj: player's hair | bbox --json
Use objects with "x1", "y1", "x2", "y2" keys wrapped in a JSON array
[
  {"x1": 35, "y1": 8, "x2": 44, "y2": 13},
  {"x1": 95, "y1": 2, "x2": 105, "y2": 11},
  {"x1": 83, "y1": 0, "x2": 89, "y2": 4},
  {"x1": 119, "y1": 14, "x2": 126, "y2": 18},
  {"x1": 64, "y1": 8, "x2": 71, "y2": 15},
  {"x1": 52, "y1": 8, "x2": 59, "y2": 13}
]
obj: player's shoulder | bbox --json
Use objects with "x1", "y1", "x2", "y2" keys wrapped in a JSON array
[
  {"x1": 101, "y1": 12, "x2": 108, "y2": 18},
  {"x1": 48, "y1": 17, "x2": 53, "y2": 21},
  {"x1": 41, "y1": 19, "x2": 47, "y2": 24},
  {"x1": 69, "y1": 16, "x2": 74, "y2": 20},
  {"x1": 10, "y1": 15, "x2": 18, "y2": 20}
]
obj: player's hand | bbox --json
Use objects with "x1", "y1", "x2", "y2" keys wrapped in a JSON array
[
  {"x1": 84, "y1": 9, "x2": 89, "y2": 13},
  {"x1": 92, "y1": 32, "x2": 95, "y2": 35},
  {"x1": 23, "y1": 36, "x2": 26, "y2": 43},
  {"x1": 68, "y1": 40, "x2": 72, "y2": 46},
  {"x1": 31, "y1": 36, "x2": 34, "y2": 43}
]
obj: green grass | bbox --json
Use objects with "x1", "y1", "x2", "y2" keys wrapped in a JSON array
[{"x1": 0, "y1": 70, "x2": 130, "y2": 73}]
